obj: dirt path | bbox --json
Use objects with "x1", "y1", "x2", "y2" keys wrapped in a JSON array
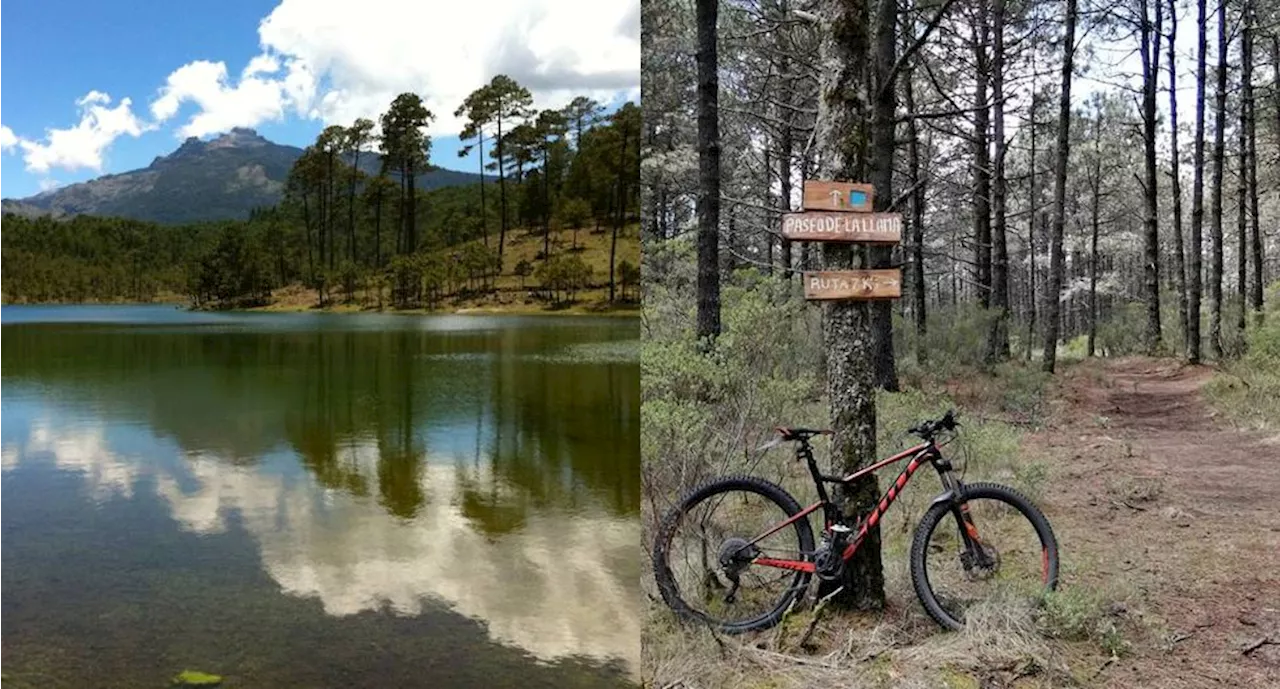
[{"x1": 1036, "y1": 357, "x2": 1280, "y2": 688}]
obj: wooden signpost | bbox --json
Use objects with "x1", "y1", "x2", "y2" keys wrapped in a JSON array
[
  {"x1": 803, "y1": 269, "x2": 901, "y2": 300},
  {"x1": 789, "y1": 180, "x2": 902, "y2": 303}
]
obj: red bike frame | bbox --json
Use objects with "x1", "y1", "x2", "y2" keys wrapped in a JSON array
[{"x1": 744, "y1": 441, "x2": 956, "y2": 574}]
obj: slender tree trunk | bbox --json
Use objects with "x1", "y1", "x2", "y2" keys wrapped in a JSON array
[
  {"x1": 611, "y1": 131, "x2": 628, "y2": 302},
  {"x1": 972, "y1": 8, "x2": 992, "y2": 312},
  {"x1": 374, "y1": 188, "x2": 383, "y2": 268},
  {"x1": 988, "y1": 0, "x2": 1010, "y2": 363},
  {"x1": 1248, "y1": 7, "x2": 1263, "y2": 324},
  {"x1": 1167, "y1": 0, "x2": 1188, "y2": 351},
  {"x1": 543, "y1": 140, "x2": 552, "y2": 262},
  {"x1": 695, "y1": 0, "x2": 721, "y2": 342},
  {"x1": 814, "y1": 0, "x2": 884, "y2": 612},
  {"x1": 303, "y1": 191, "x2": 315, "y2": 284},
  {"x1": 870, "y1": 0, "x2": 898, "y2": 391},
  {"x1": 1238, "y1": 79, "x2": 1249, "y2": 336},
  {"x1": 479, "y1": 132, "x2": 488, "y2": 247},
  {"x1": 349, "y1": 149, "x2": 359, "y2": 264},
  {"x1": 905, "y1": 61, "x2": 927, "y2": 364},
  {"x1": 1026, "y1": 88, "x2": 1038, "y2": 361},
  {"x1": 1209, "y1": 0, "x2": 1227, "y2": 359},
  {"x1": 1140, "y1": 0, "x2": 1163, "y2": 355},
  {"x1": 1043, "y1": 0, "x2": 1077, "y2": 374},
  {"x1": 497, "y1": 114, "x2": 508, "y2": 264},
  {"x1": 407, "y1": 162, "x2": 417, "y2": 254},
  {"x1": 777, "y1": 0, "x2": 794, "y2": 279},
  {"x1": 1188, "y1": 0, "x2": 1207, "y2": 362},
  {"x1": 1088, "y1": 106, "x2": 1101, "y2": 357}
]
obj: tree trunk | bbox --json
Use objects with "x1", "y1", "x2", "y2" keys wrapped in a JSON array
[
  {"x1": 1237, "y1": 72, "x2": 1249, "y2": 336},
  {"x1": 972, "y1": 7, "x2": 992, "y2": 313},
  {"x1": 1248, "y1": 7, "x2": 1264, "y2": 324},
  {"x1": 1026, "y1": 88, "x2": 1038, "y2": 361},
  {"x1": 349, "y1": 148, "x2": 359, "y2": 264},
  {"x1": 1140, "y1": 0, "x2": 1163, "y2": 355},
  {"x1": 1042, "y1": 0, "x2": 1077, "y2": 374},
  {"x1": 870, "y1": 0, "x2": 898, "y2": 392},
  {"x1": 777, "y1": 0, "x2": 795, "y2": 280},
  {"x1": 987, "y1": 0, "x2": 1010, "y2": 363},
  {"x1": 814, "y1": 0, "x2": 884, "y2": 612},
  {"x1": 1088, "y1": 104, "x2": 1102, "y2": 357},
  {"x1": 497, "y1": 113, "x2": 508, "y2": 265},
  {"x1": 1167, "y1": 0, "x2": 1188, "y2": 351},
  {"x1": 611, "y1": 131, "x2": 628, "y2": 302},
  {"x1": 1208, "y1": 0, "x2": 1226, "y2": 359},
  {"x1": 905, "y1": 59, "x2": 927, "y2": 364},
  {"x1": 480, "y1": 132, "x2": 488, "y2": 247},
  {"x1": 695, "y1": 0, "x2": 721, "y2": 343},
  {"x1": 1188, "y1": 0, "x2": 1207, "y2": 362}
]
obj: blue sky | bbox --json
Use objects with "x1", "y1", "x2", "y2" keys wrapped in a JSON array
[{"x1": 1, "y1": 0, "x2": 640, "y2": 199}]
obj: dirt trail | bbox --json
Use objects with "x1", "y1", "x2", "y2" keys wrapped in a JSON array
[{"x1": 1036, "y1": 357, "x2": 1280, "y2": 688}]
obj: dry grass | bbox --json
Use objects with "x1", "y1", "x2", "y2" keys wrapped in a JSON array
[{"x1": 251, "y1": 224, "x2": 640, "y2": 315}]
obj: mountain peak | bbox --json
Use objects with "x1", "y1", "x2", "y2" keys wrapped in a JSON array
[{"x1": 209, "y1": 127, "x2": 268, "y2": 149}]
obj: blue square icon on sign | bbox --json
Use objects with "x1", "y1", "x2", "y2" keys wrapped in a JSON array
[{"x1": 849, "y1": 190, "x2": 867, "y2": 207}]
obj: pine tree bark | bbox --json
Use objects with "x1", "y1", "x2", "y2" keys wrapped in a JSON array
[
  {"x1": 777, "y1": 0, "x2": 795, "y2": 279},
  {"x1": 1248, "y1": 6, "x2": 1264, "y2": 325},
  {"x1": 1188, "y1": 0, "x2": 1207, "y2": 362},
  {"x1": 1140, "y1": 0, "x2": 1163, "y2": 355},
  {"x1": 905, "y1": 57, "x2": 927, "y2": 364},
  {"x1": 1088, "y1": 105, "x2": 1102, "y2": 357},
  {"x1": 695, "y1": 0, "x2": 722, "y2": 343},
  {"x1": 1043, "y1": 0, "x2": 1077, "y2": 374},
  {"x1": 1209, "y1": 0, "x2": 1227, "y2": 359},
  {"x1": 1026, "y1": 88, "x2": 1038, "y2": 361},
  {"x1": 1167, "y1": 0, "x2": 1188, "y2": 351},
  {"x1": 871, "y1": 0, "x2": 898, "y2": 392},
  {"x1": 814, "y1": 0, "x2": 884, "y2": 611},
  {"x1": 972, "y1": 5, "x2": 992, "y2": 313},
  {"x1": 987, "y1": 0, "x2": 1010, "y2": 363}
]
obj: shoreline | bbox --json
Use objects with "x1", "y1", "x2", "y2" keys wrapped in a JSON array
[{"x1": 2, "y1": 300, "x2": 641, "y2": 318}]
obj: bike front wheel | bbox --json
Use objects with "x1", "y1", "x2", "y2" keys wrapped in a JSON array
[
  {"x1": 652, "y1": 476, "x2": 815, "y2": 634},
  {"x1": 910, "y1": 482, "x2": 1060, "y2": 630}
]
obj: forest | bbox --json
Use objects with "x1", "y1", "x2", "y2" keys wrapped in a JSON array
[
  {"x1": 642, "y1": 0, "x2": 1280, "y2": 686},
  {"x1": 1, "y1": 76, "x2": 641, "y2": 312}
]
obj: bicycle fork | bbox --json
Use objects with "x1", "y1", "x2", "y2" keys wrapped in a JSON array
[{"x1": 937, "y1": 469, "x2": 995, "y2": 571}]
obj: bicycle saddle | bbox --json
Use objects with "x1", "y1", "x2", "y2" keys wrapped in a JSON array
[{"x1": 775, "y1": 427, "x2": 832, "y2": 441}]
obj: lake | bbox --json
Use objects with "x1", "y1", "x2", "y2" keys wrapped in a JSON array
[{"x1": 0, "y1": 305, "x2": 640, "y2": 688}]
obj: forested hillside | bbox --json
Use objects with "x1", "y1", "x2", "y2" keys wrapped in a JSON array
[{"x1": 2, "y1": 77, "x2": 641, "y2": 313}]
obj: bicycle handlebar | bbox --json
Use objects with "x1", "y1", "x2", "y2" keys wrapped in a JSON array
[{"x1": 908, "y1": 409, "x2": 959, "y2": 440}]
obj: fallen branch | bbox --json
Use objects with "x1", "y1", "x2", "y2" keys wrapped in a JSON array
[
  {"x1": 1242, "y1": 637, "x2": 1277, "y2": 655},
  {"x1": 795, "y1": 586, "x2": 844, "y2": 650}
]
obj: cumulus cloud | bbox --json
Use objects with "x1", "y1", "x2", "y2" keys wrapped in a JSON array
[
  {"x1": 13, "y1": 92, "x2": 147, "y2": 174},
  {"x1": 151, "y1": 59, "x2": 291, "y2": 137},
  {"x1": 0, "y1": 125, "x2": 18, "y2": 152},
  {"x1": 150, "y1": 0, "x2": 640, "y2": 137}
]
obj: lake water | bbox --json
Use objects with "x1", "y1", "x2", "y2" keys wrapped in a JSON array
[{"x1": 0, "y1": 305, "x2": 640, "y2": 688}]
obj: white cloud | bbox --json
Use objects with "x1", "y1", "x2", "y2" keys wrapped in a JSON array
[
  {"x1": 14, "y1": 92, "x2": 147, "y2": 174},
  {"x1": 0, "y1": 125, "x2": 18, "y2": 152},
  {"x1": 38, "y1": 178, "x2": 62, "y2": 192},
  {"x1": 151, "y1": 59, "x2": 289, "y2": 138},
  {"x1": 150, "y1": 0, "x2": 640, "y2": 138}
]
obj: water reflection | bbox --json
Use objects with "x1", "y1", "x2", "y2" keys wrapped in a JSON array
[{"x1": 1, "y1": 308, "x2": 639, "y2": 685}]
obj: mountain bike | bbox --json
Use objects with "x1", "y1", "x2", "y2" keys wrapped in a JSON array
[{"x1": 651, "y1": 410, "x2": 1059, "y2": 633}]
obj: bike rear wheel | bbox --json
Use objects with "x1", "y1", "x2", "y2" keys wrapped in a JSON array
[
  {"x1": 652, "y1": 476, "x2": 815, "y2": 634},
  {"x1": 910, "y1": 482, "x2": 1059, "y2": 630}
]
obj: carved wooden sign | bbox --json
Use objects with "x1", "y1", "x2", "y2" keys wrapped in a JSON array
[
  {"x1": 802, "y1": 181, "x2": 875, "y2": 213},
  {"x1": 802, "y1": 270, "x2": 902, "y2": 301},
  {"x1": 781, "y1": 211, "x2": 902, "y2": 243}
]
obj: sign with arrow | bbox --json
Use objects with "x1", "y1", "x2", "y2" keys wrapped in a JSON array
[
  {"x1": 802, "y1": 270, "x2": 902, "y2": 300},
  {"x1": 802, "y1": 181, "x2": 875, "y2": 213}
]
